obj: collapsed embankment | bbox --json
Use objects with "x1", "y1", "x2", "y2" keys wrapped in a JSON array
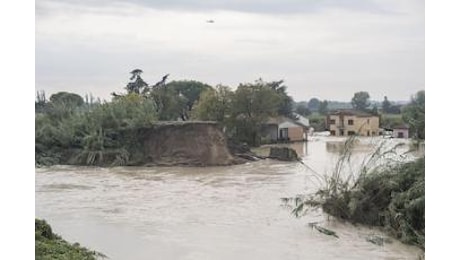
[
  {"x1": 138, "y1": 122, "x2": 242, "y2": 166},
  {"x1": 37, "y1": 121, "x2": 246, "y2": 167}
]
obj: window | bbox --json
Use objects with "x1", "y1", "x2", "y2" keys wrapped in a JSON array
[
  {"x1": 330, "y1": 119, "x2": 336, "y2": 125},
  {"x1": 348, "y1": 119, "x2": 354, "y2": 125},
  {"x1": 347, "y1": 131, "x2": 355, "y2": 136},
  {"x1": 279, "y1": 128, "x2": 289, "y2": 140},
  {"x1": 367, "y1": 131, "x2": 370, "y2": 136},
  {"x1": 367, "y1": 119, "x2": 370, "y2": 124},
  {"x1": 330, "y1": 130, "x2": 336, "y2": 136}
]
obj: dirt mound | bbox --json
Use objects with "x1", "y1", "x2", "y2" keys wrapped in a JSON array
[
  {"x1": 268, "y1": 147, "x2": 299, "y2": 161},
  {"x1": 141, "y1": 122, "x2": 240, "y2": 166}
]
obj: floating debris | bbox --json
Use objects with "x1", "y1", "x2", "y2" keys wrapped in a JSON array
[
  {"x1": 365, "y1": 235, "x2": 392, "y2": 246},
  {"x1": 308, "y1": 222, "x2": 339, "y2": 238}
]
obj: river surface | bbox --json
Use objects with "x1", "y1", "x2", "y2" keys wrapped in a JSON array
[{"x1": 36, "y1": 137, "x2": 423, "y2": 260}]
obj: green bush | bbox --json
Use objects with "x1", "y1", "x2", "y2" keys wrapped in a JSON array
[
  {"x1": 35, "y1": 93, "x2": 159, "y2": 166},
  {"x1": 35, "y1": 219, "x2": 104, "y2": 260},
  {"x1": 284, "y1": 138, "x2": 425, "y2": 249}
]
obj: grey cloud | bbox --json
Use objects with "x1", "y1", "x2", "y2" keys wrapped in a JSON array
[
  {"x1": 37, "y1": 0, "x2": 397, "y2": 15},
  {"x1": 36, "y1": 0, "x2": 424, "y2": 101}
]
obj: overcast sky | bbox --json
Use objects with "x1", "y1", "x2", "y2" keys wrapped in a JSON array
[{"x1": 36, "y1": 0, "x2": 424, "y2": 102}]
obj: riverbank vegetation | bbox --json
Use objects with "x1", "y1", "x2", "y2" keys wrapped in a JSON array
[
  {"x1": 284, "y1": 137, "x2": 425, "y2": 249},
  {"x1": 36, "y1": 70, "x2": 425, "y2": 167},
  {"x1": 36, "y1": 219, "x2": 104, "y2": 259},
  {"x1": 36, "y1": 71, "x2": 297, "y2": 166}
]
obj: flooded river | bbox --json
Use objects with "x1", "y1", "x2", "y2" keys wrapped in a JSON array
[{"x1": 36, "y1": 137, "x2": 423, "y2": 259}]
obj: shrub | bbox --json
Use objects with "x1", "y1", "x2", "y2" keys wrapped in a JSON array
[
  {"x1": 35, "y1": 219, "x2": 104, "y2": 260},
  {"x1": 283, "y1": 137, "x2": 425, "y2": 248}
]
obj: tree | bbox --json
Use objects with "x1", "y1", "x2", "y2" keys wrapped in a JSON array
[
  {"x1": 387, "y1": 105, "x2": 401, "y2": 114},
  {"x1": 351, "y1": 91, "x2": 370, "y2": 111},
  {"x1": 166, "y1": 80, "x2": 212, "y2": 120},
  {"x1": 318, "y1": 100, "x2": 328, "y2": 115},
  {"x1": 36, "y1": 90, "x2": 48, "y2": 113},
  {"x1": 382, "y1": 96, "x2": 391, "y2": 113},
  {"x1": 126, "y1": 69, "x2": 148, "y2": 94},
  {"x1": 295, "y1": 102, "x2": 311, "y2": 116},
  {"x1": 308, "y1": 98, "x2": 321, "y2": 112},
  {"x1": 149, "y1": 87, "x2": 187, "y2": 121},
  {"x1": 49, "y1": 92, "x2": 84, "y2": 107},
  {"x1": 402, "y1": 90, "x2": 425, "y2": 139},
  {"x1": 192, "y1": 85, "x2": 234, "y2": 122},
  {"x1": 370, "y1": 104, "x2": 379, "y2": 115},
  {"x1": 230, "y1": 81, "x2": 281, "y2": 146},
  {"x1": 264, "y1": 79, "x2": 295, "y2": 118},
  {"x1": 47, "y1": 92, "x2": 85, "y2": 119}
]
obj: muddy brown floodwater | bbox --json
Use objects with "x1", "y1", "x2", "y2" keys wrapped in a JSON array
[{"x1": 36, "y1": 137, "x2": 424, "y2": 260}]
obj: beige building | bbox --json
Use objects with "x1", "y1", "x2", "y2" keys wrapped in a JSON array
[
  {"x1": 327, "y1": 110, "x2": 379, "y2": 137},
  {"x1": 262, "y1": 114, "x2": 310, "y2": 143}
]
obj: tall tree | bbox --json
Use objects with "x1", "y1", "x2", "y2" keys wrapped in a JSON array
[
  {"x1": 126, "y1": 69, "x2": 148, "y2": 94},
  {"x1": 382, "y1": 96, "x2": 391, "y2": 113},
  {"x1": 351, "y1": 91, "x2": 370, "y2": 111},
  {"x1": 263, "y1": 79, "x2": 295, "y2": 118},
  {"x1": 231, "y1": 81, "x2": 281, "y2": 145},
  {"x1": 166, "y1": 80, "x2": 212, "y2": 120},
  {"x1": 318, "y1": 100, "x2": 329, "y2": 115},
  {"x1": 370, "y1": 104, "x2": 379, "y2": 115},
  {"x1": 308, "y1": 98, "x2": 321, "y2": 112},
  {"x1": 192, "y1": 85, "x2": 234, "y2": 122},
  {"x1": 402, "y1": 90, "x2": 425, "y2": 139},
  {"x1": 149, "y1": 87, "x2": 187, "y2": 121},
  {"x1": 295, "y1": 102, "x2": 311, "y2": 116}
]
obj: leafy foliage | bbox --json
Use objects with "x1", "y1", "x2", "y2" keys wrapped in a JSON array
[
  {"x1": 35, "y1": 92, "x2": 159, "y2": 166},
  {"x1": 308, "y1": 113, "x2": 327, "y2": 131},
  {"x1": 265, "y1": 80, "x2": 295, "y2": 118},
  {"x1": 318, "y1": 100, "x2": 328, "y2": 115},
  {"x1": 382, "y1": 96, "x2": 391, "y2": 113},
  {"x1": 229, "y1": 80, "x2": 282, "y2": 145},
  {"x1": 294, "y1": 101, "x2": 311, "y2": 116},
  {"x1": 308, "y1": 98, "x2": 321, "y2": 111},
  {"x1": 148, "y1": 87, "x2": 188, "y2": 121},
  {"x1": 381, "y1": 114, "x2": 404, "y2": 128},
  {"x1": 36, "y1": 71, "x2": 299, "y2": 165},
  {"x1": 192, "y1": 79, "x2": 296, "y2": 146},
  {"x1": 192, "y1": 85, "x2": 234, "y2": 122},
  {"x1": 381, "y1": 96, "x2": 402, "y2": 114},
  {"x1": 126, "y1": 69, "x2": 148, "y2": 94},
  {"x1": 36, "y1": 219, "x2": 104, "y2": 260},
  {"x1": 166, "y1": 80, "x2": 212, "y2": 119},
  {"x1": 284, "y1": 138, "x2": 425, "y2": 248},
  {"x1": 351, "y1": 91, "x2": 371, "y2": 111},
  {"x1": 402, "y1": 90, "x2": 425, "y2": 139},
  {"x1": 50, "y1": 92, "x2": 84, "y2": 107}
]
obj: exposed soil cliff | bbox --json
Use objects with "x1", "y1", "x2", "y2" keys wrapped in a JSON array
[
  {"x1": 139, "y1": 122, "x2": 241, "y2": 166},
  {"x1": 37, "y1": 121, "x2": 250, "y2": 167}
]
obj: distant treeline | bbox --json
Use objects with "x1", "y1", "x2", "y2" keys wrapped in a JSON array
[{"x1": 294, "y1": 90, "x2": 424, "y2": 139}]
